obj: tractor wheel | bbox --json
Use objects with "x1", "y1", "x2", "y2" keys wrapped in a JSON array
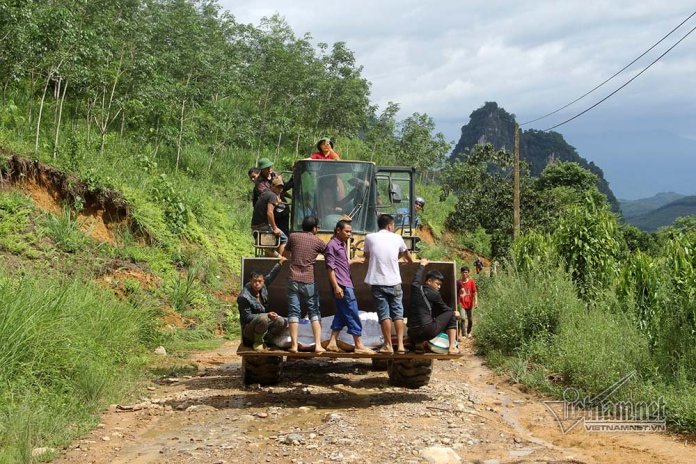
[
  {"x1": 371, "y1": 358, "x2": 389, "y2": 371},
  {"x1": 387, "y1": 359, "x2": 433, "y2": 389},
  {"x1": 241, "y1": 356, "x2": 284, "y2": 385}
]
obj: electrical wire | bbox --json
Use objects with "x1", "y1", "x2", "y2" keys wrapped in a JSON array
[
  {"x1": 521, "y1": 10, "x2": 696, "y2": 126},
  {"x1": 542, "y1": 23, "x2": 696, "y2": 131}
]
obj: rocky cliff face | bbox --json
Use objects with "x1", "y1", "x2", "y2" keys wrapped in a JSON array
[{"x1": 451, "y1": 102, "x2": 620, "y2": 212}]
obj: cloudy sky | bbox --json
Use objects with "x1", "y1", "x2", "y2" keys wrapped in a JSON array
[{"x1": 222, "y1": 1, "x2": 696, "y2": 198}]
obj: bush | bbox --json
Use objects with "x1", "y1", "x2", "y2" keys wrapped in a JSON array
[
  {"x1": 554, "y1": 194, "x2": 622, "y2": 298},
  {"x1": 43, "y1": 206, "x2": 88, "y2": 253},
  {"x1": 475, "y1": 267, "x2": 576, "y2": 355},
  {"x1": 536, "y1": 298, "x2": 653, "y2": 395}
]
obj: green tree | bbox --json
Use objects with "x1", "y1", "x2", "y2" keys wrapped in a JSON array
[{"x1": 397, "y1": 112, "x2": 450, "y2": 180}]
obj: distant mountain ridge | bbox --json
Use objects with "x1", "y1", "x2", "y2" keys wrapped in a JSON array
[
  {"x1": 625, "y1": 195, "x2": 696, "y2": 232},
  {"x1": 619, "y1": 192, "x2": 686, "y2": 219},
  {"x1": 451, "y1": 102, "x2": 620, "y2": 211}
]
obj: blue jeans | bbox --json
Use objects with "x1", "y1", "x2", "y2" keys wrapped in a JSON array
[
  {"x1": 371, "y1": 284, "x2": 404, "y2": 322},
  {"x1": 287, "y1": 280, "x2": 320, "y2": 322},
  {"x1": 331, "y1": 286, "x2": 362, "y2": 336}
]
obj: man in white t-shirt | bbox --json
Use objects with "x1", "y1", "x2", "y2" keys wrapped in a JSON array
[{"x1": 364, "y1": 214, "x2": 414, "y2": 354}]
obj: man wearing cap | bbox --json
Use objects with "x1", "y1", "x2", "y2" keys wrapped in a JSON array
[
  {"x1": 253, "y1": 157, "x2": 279, "y2": 206},
  {"x1": 254, "y1": 157, "x2": 291, "y2": 235},
  {"x1": 251, "y1": 176, "x2": 287, "y2": 257},
  {"x1": 310, "y1": 138, "x2": 340, "y2": 160}
]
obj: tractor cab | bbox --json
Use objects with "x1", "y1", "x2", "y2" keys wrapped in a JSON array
[{"x1": 285, "y1": 160, "x2": 419, "y2": 252}]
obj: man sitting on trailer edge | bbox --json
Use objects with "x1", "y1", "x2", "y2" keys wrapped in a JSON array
[
  {"x1": 238, "y1": 256, "x2": 288, "y2": 351},
  {"x1": 406, "y1": 258, "x2": 460, "y2": 355}
]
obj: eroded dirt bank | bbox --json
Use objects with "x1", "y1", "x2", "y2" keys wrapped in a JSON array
[{"x1": 55, "y1": 340, "x2": 695, "y2": 464}]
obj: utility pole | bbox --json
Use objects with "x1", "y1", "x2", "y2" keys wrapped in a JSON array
[{"x1": 513, "y1": 123, "x2": 520, "y2": 239}]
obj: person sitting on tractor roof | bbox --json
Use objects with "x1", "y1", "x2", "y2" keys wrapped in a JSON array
[
  {"x1": 310, "y1": 137, "x2": 340, "y2": 160},
  {"x1": 237, "y1": 256, "x2": 288, "y2": 351},
  {"x1": 406, "y1": 258, "x2": 460, "y2": 355}
]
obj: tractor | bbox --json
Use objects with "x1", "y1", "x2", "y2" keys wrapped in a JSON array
[{"x1": 239, "y1": 159, "x2": 459, "y2": 388}]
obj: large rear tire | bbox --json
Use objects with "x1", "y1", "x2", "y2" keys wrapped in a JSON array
[
  {"x1": 387, "y1": 359, "x2": 433, "y2": 388},
  {"x1": 241, "y1": 356, "x2": 284, "y2": 385}
]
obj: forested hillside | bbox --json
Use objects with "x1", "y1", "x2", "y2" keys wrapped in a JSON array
[
  {"x1": 626, "y1": 196, "x2": 696, "y2": 231},
  {"x1": 451, "y1": 102, "x2": 620, "y2": 212},
  {"x1": 620, "y1": 192, "x2": 686, "y2": 218}
]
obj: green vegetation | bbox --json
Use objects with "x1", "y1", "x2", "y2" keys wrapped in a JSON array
[
  {"x1": 0, "y1": 1, "x2": 455, "y2": 458},
  {"x1": 0, "y1": 273, "x2": 155, "y2": 463},
  {"x1": 0, "y1": 3, "x2": 695, "y2": 461},
  {"x1": 476, "y1": 201, "x2": 696, "y2": 432}
]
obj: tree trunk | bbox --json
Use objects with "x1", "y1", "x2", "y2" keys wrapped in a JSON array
[
  {"x1": 275, "y1": 132, "x2": 282, "y2": 157},
  {"x1": 175, "y1": 98, "x2": 186, "y2": 172},
  {"x1": 175, "y1": 74, "x2": 192, "y2": 172},
  {"x1": 35, "y1": 71, "x2": 52, "y2": 154},
  {"x1": 53, "y1": 79, "x2": 68, "y2": 160},
  {"x1": 1, "y1": 79, "x2": 8, "y2": 106},
  {"x1": 295, "y1": 133, "x2": 300, "y2": 157},
  {"x1": 120, "y1": 110, "x2": 125, "y2": 138},
  {"x1": 27, "y1": 72, "x2": 35, "y2": 126}
]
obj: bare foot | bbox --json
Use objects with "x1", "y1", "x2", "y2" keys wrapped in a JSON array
[
  {"x1": 378, "y1": 345, "x2": 394, "y2": 354},
  {"x1": 448, "y1": 347, "x2": 460, "y2": 355},
  {"x1": 314, "y1": 345, "x2": 326, "y2": 353},
  {"x1": 396, "y1": 346, "x2": 406, "y2": 354},
  {"x1": 354, "y1": 347, "x2": 376, "y2": 355},
  {"x1": 288, "y1": 346, "x2": 298, "y2": 353},
  {"x1": 325, "y1": 343, "x2": 341, "y2": 353}
]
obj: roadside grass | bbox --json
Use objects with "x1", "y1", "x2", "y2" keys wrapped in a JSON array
[
  {"x1": 475, "y1": 265, "x2": 696, "y2": 432},
  {"x1": 0, "y1": 272, "x2": 154, "y2": 461}
]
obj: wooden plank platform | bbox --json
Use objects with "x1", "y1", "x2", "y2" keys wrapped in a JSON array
[{"x1": 237, "y1": 345, "x2": 462, "y2": 360}]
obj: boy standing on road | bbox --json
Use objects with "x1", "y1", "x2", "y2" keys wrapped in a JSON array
[
  {"x1": 457, "y1": 266, "x2": 478, "y2": 340},
  {"x1": 364, "y1": 214, "x2": 413, "y2": 354},
  {"x1": 237, "y1": 256, "x2": 288, "y2": 351},
  {"x1": 406, "y1": 259, "x2": 460, "y2": 355},
  {"x1": 324, "y1": 220, "x2": 376, "y2": 354},
  {"x1": 286, "y1": 216, "x2": 326, "y2": 353}
]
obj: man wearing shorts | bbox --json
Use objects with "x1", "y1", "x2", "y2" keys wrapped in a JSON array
[{"x1": 364, "y1": 214, "x2": 413, "y2": 354}]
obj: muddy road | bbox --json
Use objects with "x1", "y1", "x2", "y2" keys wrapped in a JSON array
[{"x1": 55, "y1": 340, "x2": 695, "y2": 463}]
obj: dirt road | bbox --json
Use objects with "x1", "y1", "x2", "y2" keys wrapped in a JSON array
[{"x1": 55, "y1": 340, "x2": 695, "y2": 464}]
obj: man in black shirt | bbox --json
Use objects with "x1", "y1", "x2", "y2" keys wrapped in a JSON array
[
  {"x1": 251, "y1": 177, "x2": 287, "y2": 256},
  {"x1": 406, "y1": 258, "x2": 460, "y2": 354}
]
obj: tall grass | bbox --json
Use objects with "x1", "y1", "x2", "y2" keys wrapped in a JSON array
[
  {"x1": 477, "y1": 239, "x2": 696, "y2": 431},
  {"x1": 0, "y1": 272, "x2": 156, "y2": 461}
]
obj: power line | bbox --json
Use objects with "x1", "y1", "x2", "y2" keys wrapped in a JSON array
[
  {"x1": 521, "y1": 10, "x2": 696, "y2": 126},
  {"x1": 543, "y1": 23, "x2": 696, "y2": 132}
]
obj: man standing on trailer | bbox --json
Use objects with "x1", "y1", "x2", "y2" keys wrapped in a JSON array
[
  {"x1": 364, "y1": 214, "x2": 413, "y2": 354},
  {"x1": 285, "y1": 216, "x2": 327, "y2": 353},
  {"x1": 324, "y1": 219, "x2": 376, "y2": 354}
]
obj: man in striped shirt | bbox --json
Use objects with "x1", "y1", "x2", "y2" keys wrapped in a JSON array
[{"x1": 285, "y1": 216, "x2": 327, "y2": 353}]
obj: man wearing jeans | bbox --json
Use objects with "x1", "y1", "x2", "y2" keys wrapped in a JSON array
[
  {"x1": 324, "y1": 220, "x2": 376, "y2": 354},
  {"x1": 285, "y1": 216, "x2": 326, "y2": 353},
  {"x1": 364, "y1": 214, "x2": 414, "y2": 354}
]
